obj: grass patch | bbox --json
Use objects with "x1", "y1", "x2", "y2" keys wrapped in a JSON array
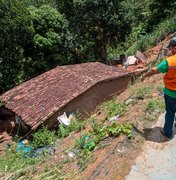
[
  {"x1": 130, "y1": 85, "x2": 152, "y2": 100},
  {"x1": 143, "y1": 113, "x2": 158, "y2": 122},
  {"x1": 99, "y1": 99, "x2": 126, "y2": 120},
  {"x1": 140, "y1": 98, "x2": 165, "y2": 127},
  {"x1": 0, "y1": 149, "x2": 45, "y2": 172},
  {"x1": 0, "y1": 115, "x2": 85, "y2": 174},
  {"x1": 156, "y1": 84, "x2": 164, "y2": 93},
  {"x1": 145, "y1": 99, "x2": 165, "y2": 114},
  {"x1": 0, "y1": 125, "x2": 56, "y2": 172},
  {"x1": 36, "y1": 163, "x2": 76, "y2": 180}
]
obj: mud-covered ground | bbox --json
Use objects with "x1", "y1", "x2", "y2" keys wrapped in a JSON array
[{"x1": 1, "y1": 34, "x2": 173, "y2": 180}]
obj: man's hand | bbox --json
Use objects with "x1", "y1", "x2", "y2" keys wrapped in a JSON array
[{"x1": 140, "y1": 67, "x2": 160, "y2": 81}]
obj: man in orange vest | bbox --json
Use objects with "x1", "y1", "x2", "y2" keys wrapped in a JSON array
[{"x1": 141, "y1": 37, "x2": 176, "y2": 139}]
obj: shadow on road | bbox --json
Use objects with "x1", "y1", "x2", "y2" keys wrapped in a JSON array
[{"x1": 133, "y1": 126, "x2": 175, "y2": 143}]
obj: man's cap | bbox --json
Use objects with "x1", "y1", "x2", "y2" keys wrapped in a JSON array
[{"x1": 166, "y1": 37, "x2": 176, "y2": 48}]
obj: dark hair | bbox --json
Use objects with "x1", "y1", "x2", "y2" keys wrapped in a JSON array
[{"x1": 168, "y1": 37, "x2": 176, "y2": 47}]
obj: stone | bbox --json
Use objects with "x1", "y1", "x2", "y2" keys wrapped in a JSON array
[{"x1": 135, "y1": 51, "x2": 147, "y2": 63}]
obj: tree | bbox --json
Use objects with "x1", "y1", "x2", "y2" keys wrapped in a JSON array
[
  {"x1": 56, "y1": 0, "x2": 74, "y2": 20},
  {"x1": 0, "y1": 0, "x2": 33, "y2": 93},
  {"x1": 27, "y1": 0, "x2": 56, "y2": 7},
  {"x1": 22, "y1": 5, "x2": 75, "y2": 79},
  {"x1": 71, "y1": 0, "x2": 129, "y2": 63},
  {"x1": 121, "y1": 0, "x2": 150, "y2": 27},
  {"x1": 147, "y1": 0, "x2": 176, "y2": 31}
]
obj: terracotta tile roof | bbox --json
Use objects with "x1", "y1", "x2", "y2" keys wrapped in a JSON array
[{"x1": 0, "y1": 62, "x2": 130, "y2": 129}]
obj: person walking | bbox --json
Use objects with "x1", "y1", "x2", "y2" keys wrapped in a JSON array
[{"x1": 141, "y1": 37, "x2": 176, "y2": 139}]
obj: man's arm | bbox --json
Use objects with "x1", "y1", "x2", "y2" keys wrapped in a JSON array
[{"x1": 141, "y1": 67, "x2": 160, "y2": 81}]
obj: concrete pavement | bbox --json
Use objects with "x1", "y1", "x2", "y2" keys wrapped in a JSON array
[{"x1": 126, "y1": 113, "x2": 176, "y2": 180}]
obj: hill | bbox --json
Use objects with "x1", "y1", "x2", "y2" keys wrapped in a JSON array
[{"x1": 1, "y1": 34, "x2": 173, "y2": 179}]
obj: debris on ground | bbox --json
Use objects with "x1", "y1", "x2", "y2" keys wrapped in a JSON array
[
  {"x1": 126, "y1": 56, "x2": 137, "y2": 66},
  {"x1": 108, "y1": 115, "x2": 120, "y2": 121},
  {"x1": 1, "y1": 34, "x2": 176, "y2": 179},
  {"x1": 113, "y1": 51, "x2": 148, "y2": 76},
  {"x1": 16, "y1": 139, "x2": 31, "y2": 153},
  {"x1": 57, "y1": 112, "x2": 71, "y2": 126}
]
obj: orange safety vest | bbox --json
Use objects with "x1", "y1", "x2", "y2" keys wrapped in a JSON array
[{"x1": 164, "y1": 54, "x2": 176, "y2": 91}]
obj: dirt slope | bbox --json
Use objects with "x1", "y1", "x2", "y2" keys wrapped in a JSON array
[{"x1": 2, "y1": 34, "x2": 175, "y2": 180}]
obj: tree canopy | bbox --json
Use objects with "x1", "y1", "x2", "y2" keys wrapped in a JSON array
[
  {"x1": 22, "y1": 5, "x2": 75, "y2": 79},
  {"x1": 0, "y1": 0, "x2": 32, "y2": 92},
  {"x1": 0, "y1": 0, "x2": 175, "y2": 93}
]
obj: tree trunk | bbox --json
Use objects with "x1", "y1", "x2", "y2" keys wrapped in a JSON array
[{"x1": 98, "y1": 32, "x2": 107, "y2": 63}]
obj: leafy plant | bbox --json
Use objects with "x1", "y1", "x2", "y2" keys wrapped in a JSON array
[
  {"x1": 31, "y1": 125, "x2": 57, "y2": 148},
  {"x1": 100, "y1": 99, "x2": 126, "y2": 120},
  {"x1": 74, "y1": 121, "x2": 133, "y2": 170},
  {"x1": 67, "y1": 116, "x2": 85, "y2": 133},
  {"x1": 58, "y1": 124, "x2": 70, "y2": 138},
  {"x1": 90, "y1": 118, "x2": 102, "y2": 134},
  {"x1": 58, "y1": 115, "x2": 85, "y2": 138}
]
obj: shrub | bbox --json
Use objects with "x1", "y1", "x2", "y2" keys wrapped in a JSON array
[
  {"x1": 31, "y1": 125, "x2": 57, "y2": 148},
  {"x1": 126, "y1": 15, "x2": 176, "y2": 54}
]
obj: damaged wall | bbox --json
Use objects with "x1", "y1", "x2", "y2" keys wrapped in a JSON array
[{"x1": 45, "y1": 75, "x2": 131, "y2": 129}]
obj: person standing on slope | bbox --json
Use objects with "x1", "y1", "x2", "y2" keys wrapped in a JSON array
[{"x1": 141, "y1": 37, "x2": 176, "y2": 139}]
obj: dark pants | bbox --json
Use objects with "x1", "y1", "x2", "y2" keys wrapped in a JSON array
[{"x1": 164, "y1": 94, "x2": 176, "y2": 137}]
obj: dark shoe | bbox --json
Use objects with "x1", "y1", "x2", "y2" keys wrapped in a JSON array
[
  {"x1": 159, "y1": 128, "x2": 173, "y2": 139},
  {"x1": 174, "y1": 122, "x2": 176, "y2": 128}
]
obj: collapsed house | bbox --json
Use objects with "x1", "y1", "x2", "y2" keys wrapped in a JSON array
[{"x1": 0, "y1": 62, "x2": 132, "y2": 136}]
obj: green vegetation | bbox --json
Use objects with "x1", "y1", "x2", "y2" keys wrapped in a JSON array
[
  {"x1": 0, "y1": 118, "x2": 85, "y2": 173},
  {"x1": 0, "y1": 148, "x2": 44, "y2": 172},
  {"x1": 141, "y1": 98, "x2": 165, "y2": 125},
  {"x1": 31, "y1": 125, "x2": 57, "y2": 148},
  {"x1": 0, "y1": 77, "x2": 167, "y2": 176},
  {"x1": 58, "y1": 116, "x2": 85, "y2": 138},
  {"x1": 145, "y1": 99, "x2": 165, "y2": 114},
  {"x1": 74, "y1": 121, "x2": 133, "y2": 170},
  {"x1": 0, "y1": 0, "x2": 175, "y2": 177},
  {"x1": 0, "y1": 0, "x2": 175, "y2": 92},
  {"x1": 67, "y1": 116, "x2": 85, "y2": 133},
  {"x1": 0, "y1": 115, "x2": 133, "y2": 173},
  {"x1": 131, "y1": 85, "x2": 152, "y2": 100},
  {"x1": 58, "y1": 124, "x2": 70, "y2": 138},
  {"x1": 0, "y1": 126, "x2": 56, "y2": 172},
  {"x1": 100, "y1": 99, "x2": 126, "y2": 120},
  {"x1": 125, "y1": 16, "x2": 176, "y2": 55},
  {"x1": 23, "y1": 5, "x2": 74, "y2": 80}
]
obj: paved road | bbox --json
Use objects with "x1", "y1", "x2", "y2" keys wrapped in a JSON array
[{"x1": 126, "y1": 113, "x2": 176, "y2": 180}]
